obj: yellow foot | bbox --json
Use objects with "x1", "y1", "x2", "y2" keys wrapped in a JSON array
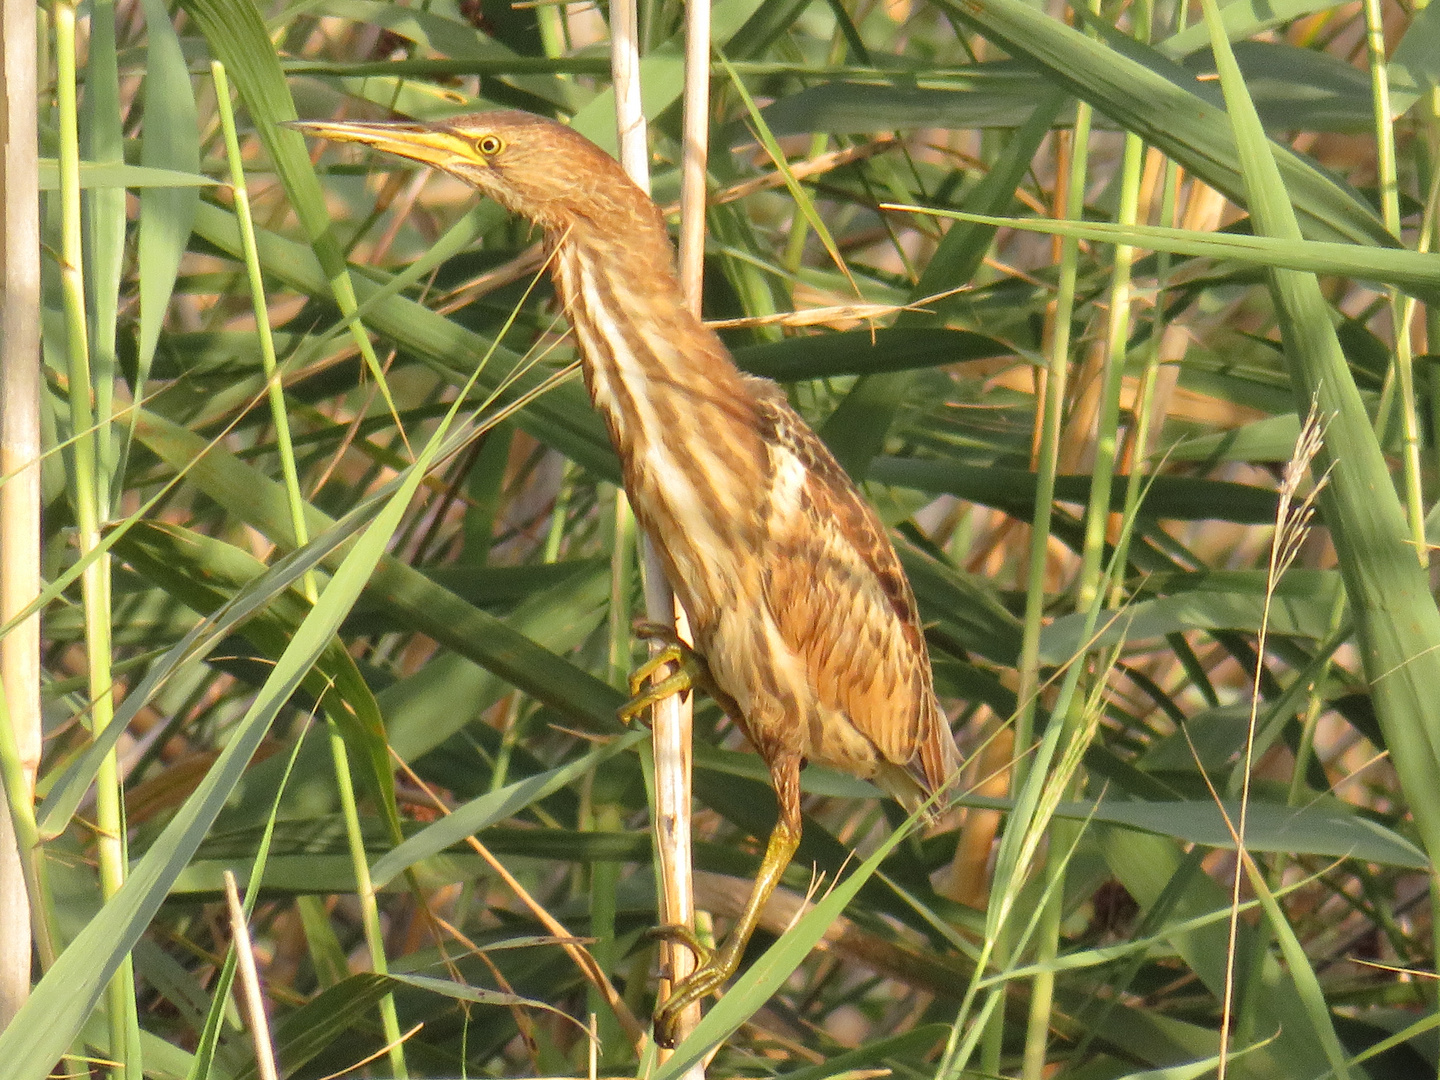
[
  {"x1": 650, "y1": 934, "x2": 743, "y2": 1049},
  {"x1": 617, "y1": 623, "x2": 715, "y2": 726},
  {"x1": 646, "y1": 922, "x2": 712, "y2": 967}
]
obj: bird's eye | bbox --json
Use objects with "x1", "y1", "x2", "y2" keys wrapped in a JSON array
[{"x1": 476, "y1": 134, "x2": 504, "y2": 156}]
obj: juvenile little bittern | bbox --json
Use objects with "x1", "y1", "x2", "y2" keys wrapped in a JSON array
[{"x1": 294, "y1": 111, "x2": 962, "y2": 1047}]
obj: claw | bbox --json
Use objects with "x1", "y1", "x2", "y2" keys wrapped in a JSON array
[
  {"x1": 625, "y1": 643, "x2": 689, "y2": 700},
  {"x1": 617, "y1": 647, "x2": 695, "y2": 726},
  {"x1": 617, "y1": 626, "x2": 716, "y2": 726},
  {"x1": 651, "y1": 951, "x2": 736, "y2": 1049}
]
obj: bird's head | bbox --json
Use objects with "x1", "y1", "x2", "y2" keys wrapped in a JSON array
[{"x1": 287, "y1": 110, "x2": 663, "y2": 240}]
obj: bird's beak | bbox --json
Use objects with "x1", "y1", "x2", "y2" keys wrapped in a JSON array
[{"x1": 285, "y1": 119, "x2": 477, "y2": 171}]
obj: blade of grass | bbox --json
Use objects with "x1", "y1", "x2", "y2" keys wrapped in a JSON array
[
  {"x1": 932, "y1": 0, "x2": 1404, "y2": 252},
  {"x1": 819, "y1": 89, "x2": 1065, "y2": 479},
  {"x1": 717, "y1": 51, "x2": 858, "y2": 297},
  {"x1": 880, "y1": 207, "x2": 1440, "y2": 296},
  {"x1": 213, "y1": 61, "x2": 409, "y2": 1076},
  {"x1": 186, "y1": 200, "x2": 618, "y2": 479},
  {"x1": 1201, "y1": 0, "x2": 1440, "y2": 922},
  {"x1": 135, "y1": 0, "x2": 200, "y2": 380},
  {"x1": 178, "y1": 0, "x2": 409, "y2": 442},
  {"x1": 0, "y1": 229, "x2": 539, "y2": 1079},
  {"x1": 189, "y1": 721, "x2": 316, "y2": 1080},
  {"x1": 123, "y1": 0, "x2": 202, "y2": 499},
  {"x1": 131, "y1": 407, "x2": 625, "y2": 731}
]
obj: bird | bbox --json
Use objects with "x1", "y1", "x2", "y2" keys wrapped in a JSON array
[{"x1": 292, "y1": 110, "x2": 963, "y2": 1048}]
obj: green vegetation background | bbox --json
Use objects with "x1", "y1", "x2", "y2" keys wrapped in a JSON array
[{"x1": 4, "y1": 0, "x2": 1440, "y2": 1076}]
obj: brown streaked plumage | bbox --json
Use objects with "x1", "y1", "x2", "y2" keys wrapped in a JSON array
[{"x1": 292, "y1": 110, "x2": 962, "y2": 1047}]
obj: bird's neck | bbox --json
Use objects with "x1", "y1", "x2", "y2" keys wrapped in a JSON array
[
  {"x1": 547, "y1": 226, "x2": 770, "y2": 631},
  {"x1": 549, "y1": 229, "x2": 757, "y2": 460}
]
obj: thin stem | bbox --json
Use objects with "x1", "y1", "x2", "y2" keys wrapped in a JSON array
[
  {"x1": 56, "y1": 4, "x2": 137, "y2": 1073},
  {"x1": 1363, "y1": 0, "x2": 1426, "y2": 566},
  {"x1": 1075, "y1": 127, "x2": 1145, "y2": 611},
  {"x1": 597, "y1": 483, "x2": 639, "y2": 1064},
  {"x1": 607, "y1": 488, "x2": 637, "y2": 690},
  {"x1": 609, "y1": 0, "x2": 702, "y2": 1058},
  {"x1": 0, "y1": 0, "x2": 48, "y2": 1008},
  {"x1": 544, "y1": 460, "x2": 576, "y2": 563},
  {"x1": 223, "y1": 871, "x2": 279, "y2": 1080},
  {"x1": 1114, "y1": 150, "x2": 1180, "y2": 604},
  {"x1": 678, "y1": 0, "x2": 712, "y2": 310},
  {"x1": 212, "y1": 62, "x2": 318, "y2": 602},
  {"x1": 1044, "y1": 123, "x2": 1150, "y2": 1074},
  {"x1": 216, "y1": 60, "x2": 408, "y2": 1078},
  {"x1": 1013, "y1": 121, "x2": 1092, "y2": 783},
  {"x1": 0, "y1": 688, "x2": 52, "y2": 971},
  {"x1": 1219, "y1": 404, "x2": 1327, "y2": 1078},
  {"x1": 1005, "y1": 97, "x2": 1095, "y2": 1080},
  {"x1": 328, "y1": 717, "x2": 408, "y2": 1078}
]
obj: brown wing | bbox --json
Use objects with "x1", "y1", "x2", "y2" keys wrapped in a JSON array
[{"x1": 749, "y1": 383, "x2": 959, "y2": 796}]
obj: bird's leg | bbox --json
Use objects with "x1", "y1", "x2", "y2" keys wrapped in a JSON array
[{"x1": 651, "y1": 753, "x2": 802, "y2": 1049}]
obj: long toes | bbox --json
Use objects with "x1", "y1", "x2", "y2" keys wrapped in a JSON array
[
  {"x1": 652, "y1": 962, "x2": 730, "y2": 1048},
  {"x1": 646, "y1": 923, "x2": 711, "y2": 963},
  {"x1": 626, "y1": 645, "x2": 684, "y2": 695},
  {"x1": 632, "y1": 619, "x2": 682, "y2": 645},
  {"x1": 617, "y1": 701, "x2": 650, "y2": 727}
]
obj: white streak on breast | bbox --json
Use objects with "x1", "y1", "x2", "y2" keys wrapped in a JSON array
[
  {"x1": 768, "y1": 445, "x2": 807, "y2": 527},
  {"x1": 566, "y1": 253, "x2": 733, "y2": 611}
]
